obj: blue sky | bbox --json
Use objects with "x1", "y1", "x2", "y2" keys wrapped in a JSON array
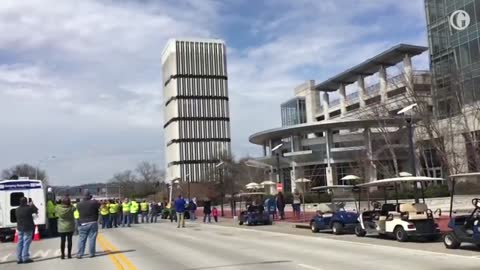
[{"x1": 0, "y1": 0, "x2": 428, "y2": 185}]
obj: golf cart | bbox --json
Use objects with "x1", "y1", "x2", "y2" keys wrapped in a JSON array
[
  {"x1": 443, "y1": 172, "x2": 480, "y2": 249},
  {"x1": 355, "y1": 176, "x2": 442, "y2": 242},
  {"x1": 309, "y1": 185, "x2": 359, "y2": 235},
  {"x1": 236, "y1": 192, "x2": 272, "y2": 226}
]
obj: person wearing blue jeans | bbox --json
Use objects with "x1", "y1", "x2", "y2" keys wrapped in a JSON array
[
  {"x1": 75, "y1": 192, "x2": 100, "y2": 259},
  {"x1": 15, "y1": 197, "x2": 38, "y2": 264},
  {"x1": 122, "y1": 212, "x2": 131, "y2": 227},
  {"x1": 16, "y1": 231, "x2": 33, "y2": 264},
  {"x1": 77, "y1": 222, "x2": 98, "y2": 258}
]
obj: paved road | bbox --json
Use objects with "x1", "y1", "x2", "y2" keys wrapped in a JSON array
[{"x1": 1, "y1": 220, "x2": 480, "y2": 270}]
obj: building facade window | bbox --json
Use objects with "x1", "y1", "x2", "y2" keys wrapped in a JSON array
[
  {"x1": 464, "y1": 131, "x2": 480, "y2": 172},
  {"x1": 302, "y1": 165, "x2": 326, "y2": 188},
  {"x1": 281, "y1": 97, "x2": 307, "y2": 126},
  {"x1": 427, "y1": 0, "x2": 480, "y2": 118}
]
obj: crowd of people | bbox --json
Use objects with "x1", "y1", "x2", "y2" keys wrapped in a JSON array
[{"x1": 15, "y1": 193, "x2": 219, "y2": 264}]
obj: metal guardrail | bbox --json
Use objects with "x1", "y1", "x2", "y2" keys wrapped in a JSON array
[
  {"x1": 330, "y1": 99, "x2": 341, "y2": 107},
  {"x1": 346, "y1": 91, "x2": 359, "y2": 103},
  {"x1": 318, "y1": 70, "x2": 430, "y2": 111}
]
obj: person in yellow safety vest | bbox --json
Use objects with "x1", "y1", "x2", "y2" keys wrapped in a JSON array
[
  {"x1": 140, "y1": 200, "x2": 149, "y2": 224},
  {"x1": 116, "y1": 199, "x2": 123, "y2": 226},
  {"x1": 122, "y1": 198, "x2": 131, "y2": 227},
  {"x1": 109, "y1": 199, "x2": 119, "y2": 228},
  {"x1": 130, "y1": 200, "x2": 139, "y2": 224},
  {"x1": 73, "y1": 202, "x2": 80, "y2": 235},
  {"x1": 100, "y1": 200, "x2": 110, "y2": 229},
  {"x1": 47, "y1": 199, "x2": 58, "y2": 237}
]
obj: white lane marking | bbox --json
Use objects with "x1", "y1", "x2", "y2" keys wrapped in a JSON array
[
  {"x1": 0, "y1": 249, "x2": 62, "y2": 262},
  {"x1": 298, "y1": 263, "x2": 324, "y2": 270},
  {"x1": 211, "y1": 224, "x2": 480, "y2": 260},
  {"x1": 33, "y1": 250, "x2": 51, "y2": 258},
  {"x1": 0, "y1": 253, "x2": 12, "y2": 262}
]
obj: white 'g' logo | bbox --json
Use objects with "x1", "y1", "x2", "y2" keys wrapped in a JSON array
[{"x1": 450, "y1": 10, "x2": 470, "y2": 31}]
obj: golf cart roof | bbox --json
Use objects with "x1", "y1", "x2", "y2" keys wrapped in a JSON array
[
  {"x1": 235, "y1": 192, "x2": 266, "y2": 197},
  {"x1": 311, "y1": 185, "x2": 354, "y2": 191},
  {"x1": 357, "y1": 176, "x2": 444, "y2": 188},
  {"x1": 449, "y1": 172, "x2": 480, "y2": 179}
]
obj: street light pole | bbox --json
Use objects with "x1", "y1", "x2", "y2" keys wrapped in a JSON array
[
  {"x1": 271, "y1": 143, "x2": 283, "y2": 185},
  {"x1": 216, "y1": 161, "x2": 225, "y2": 217},
  {"x1": 186, "y1": 174, "x2": 191, "y2": 199},
  {"x1": 230, "y1": 165, "x2": 235, "y2": 217},
  {"x1": 398, "y1": 104, "x2": 419, "y2": 203}
]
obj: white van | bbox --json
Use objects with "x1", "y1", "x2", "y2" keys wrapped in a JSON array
[{"x1": 0, "y1": 179, "x2": 47, "y2": 241}]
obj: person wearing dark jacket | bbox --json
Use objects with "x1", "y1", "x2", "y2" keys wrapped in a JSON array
[
  {"x1": 188, "y1": 199, "x2": 197, "y2": 221},
  {"x1": 15, "y1": 197, "x2": 38, "y2": 264},
  {"x1": 276, "y1": 192, "x2": 286, "y2": 220},
  {"x1": 76, "y1": 192, "x2": 100, "y2": 259},
  {"x1": 55, "y1": 197, "x2": 75, "y2": 259},
  {"x1": 203, "y1": 198, "x2": 212, "y2": 223}
]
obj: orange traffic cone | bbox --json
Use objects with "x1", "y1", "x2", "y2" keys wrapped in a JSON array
[
  {"x1": 13, "y1": 229, "x2": 19, "y2": 243},
  {"x1": 33, "y1": 226, "x2": 40, "y2": 241}
]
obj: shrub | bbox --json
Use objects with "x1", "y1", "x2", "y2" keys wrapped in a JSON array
[{"x1": 424, "y1": 184, "x2": 450, "y2": 198}]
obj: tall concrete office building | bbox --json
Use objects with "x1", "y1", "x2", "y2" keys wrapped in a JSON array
[{"x1": 162, "y1": 38, "x2": 231, "y2": 183}]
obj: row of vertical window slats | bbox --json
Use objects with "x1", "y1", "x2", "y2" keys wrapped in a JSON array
[{"x1": 176, "y1": 41, "x2": 226, "y2": 76}]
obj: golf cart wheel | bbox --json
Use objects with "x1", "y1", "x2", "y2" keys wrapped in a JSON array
[
  {"x1": 311, "y1": 221, "x2": 319, "y2": 233},
  {"x1": 332, "y1": 222, "x2": 343, "y2": 235},
  {"x1": 444, "y1": 233, "x2": 461, "y2": 249},
  {"x1": 394, "y1": 227, "x2": 408, "y2": 242},
  {"x1": 355, "y1": 225, "x2": 366, "y2": 237}
]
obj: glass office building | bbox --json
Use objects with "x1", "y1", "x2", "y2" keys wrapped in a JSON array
[
  {"x1": 280, "y1": 97, "x2": 307, "y2": 126},
  {"x1": 425, "y1": 0, "x2": 480, "y2": 117}
]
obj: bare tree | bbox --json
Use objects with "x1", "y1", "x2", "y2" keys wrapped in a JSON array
[
  {"x1": 109, "y1": 162, "x2": 165, "y2": 198},
  {"x1": 363, "y1": 63, "x2": 480, "y2": 179},
  {"x1": 2, "y1": 164, "x2": 48, "y2": 183},
  {"x1": 110, "y1": 170, "x2": 137, "y2": 198},
  {"x1": 136, "y1": 162, "x2": 164, "y2": 183},
  {"x1": 135, "y1": 161, "x2": 165, "y2": 197}
]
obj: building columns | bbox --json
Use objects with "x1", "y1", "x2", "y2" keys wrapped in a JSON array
[
  {"x1": 403, "y1": 54, "x2": 414, "y2": 96},
  {"x1": 339, "y1": 84, "x2": 347, "y2": 116},
  {"x1": 268, "y1": 140, "x2": 273, "y2": 156},
  {"x1": 364, "y1": 128, "x2": 377, "y2": 182},
  {"x1": 304, "y1": 80, "x2": 319, "y2": 124},
  {"x1": 325, "y1": 129, "x2": 334, "y2": 186},
  {"x1": 357, "y1": 75, "x2": 366, "y2": 108},
  {"x1": 322, "y1": 92, "x2": 330, "y2": 120},
  {"x1": 379, "y1": 65, "x2": 388, "y2": 103}
]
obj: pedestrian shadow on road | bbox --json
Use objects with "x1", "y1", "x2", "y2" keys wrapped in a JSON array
[{"x1": 0, "y1": 249, "x2": 136, "y2": 265}]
